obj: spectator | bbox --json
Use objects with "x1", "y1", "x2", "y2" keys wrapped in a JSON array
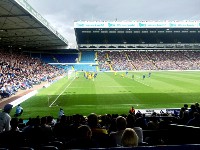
[
  {"x1": 121, "y1": 128, "x2": 139, "y2": 147},
  {"x1": 187, "y1": 112, "x2": 200, "y2": 127},
  {"x1": 87, "y1": 113, "x2": 109, "y2": 148},
  {"x1": 0, "y1": 118, "x2": 25, "y2": 149},
  {"x1": 65, "y1": 125, "x2": 99, "y2": 149},
  {"x1": 110, "y1": 116, "x2": 127, "y2": 147},
  {"x1": 0, "y1": 104, "x2": 13, "y2": 132},
  {"x1": 87, "y1": 113, "x2": 108, "y2": 134},
  {"x1": 58, "y1": 108, "x2": 64, "y2": 119},
  {"x1": 126, "y1": 114, "x2": 144, "y2": 143}
]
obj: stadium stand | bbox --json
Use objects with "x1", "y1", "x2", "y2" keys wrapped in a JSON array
[
  {"x1": 80, "y1": 51, "x2": 96, "y2": 63},
  {"x1": 2, "y1": 1, "x2": 200, "y2": 149},
  {"x1": 0, "y1": 49, "x2": 65, "y2": 100}
]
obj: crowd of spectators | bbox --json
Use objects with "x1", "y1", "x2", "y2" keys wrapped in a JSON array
[
  {"x1": 0, "y1": 49, "x2": 64, "y2": 99},
  {"x1": 1, "y1": 49, "x2": 200, "y2": 149},
  {"x1": 97, "y1": 51, "x2": 200, "y2": 71},
  {"x1": 0, "y1": 102, "x2": 200, "y2": 149},
  {"x1": 97, "y1": 51, "x2": 111, "y2": 71}
]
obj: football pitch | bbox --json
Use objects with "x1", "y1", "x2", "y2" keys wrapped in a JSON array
[{"x1": 11, "y1": 71, "x2": 200, "y2": 119}]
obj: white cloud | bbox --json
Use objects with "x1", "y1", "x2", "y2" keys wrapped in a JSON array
[{"x1": 27, "y1": 0, "x2": 200, "y2": 47}]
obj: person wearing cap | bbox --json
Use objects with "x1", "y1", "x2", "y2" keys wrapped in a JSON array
[{"x1": 0, "y1": 104, "x2": 13, "y2": 133}]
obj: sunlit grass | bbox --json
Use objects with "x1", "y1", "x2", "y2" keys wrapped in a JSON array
[{"x1": 11, "y1": 71, "x2": 200, "y2": 119}]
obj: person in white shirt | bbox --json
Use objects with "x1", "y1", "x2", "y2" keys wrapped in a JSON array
[{"x1": 0, "y1": 104, "x2": 13, "y2": 133}]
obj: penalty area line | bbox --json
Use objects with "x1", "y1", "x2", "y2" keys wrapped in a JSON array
[{"x1": 49, "y1": 78, "x2": 75, "y2": 107}]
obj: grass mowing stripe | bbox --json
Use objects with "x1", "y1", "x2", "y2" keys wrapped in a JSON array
[
  {"x1": 49, "y1": 77, "x2": 75, "y2": 107},
  {"x1": 10, "y1": 71, "x2": 200, "y2": 118}
]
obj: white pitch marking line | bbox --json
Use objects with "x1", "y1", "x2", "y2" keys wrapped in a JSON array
[{"x1": 49, "y1": 78, "x2": 75, "y2": 107}]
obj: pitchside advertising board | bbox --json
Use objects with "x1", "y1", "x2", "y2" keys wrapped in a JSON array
[
  {"x1": 135, "y1": 108, "x2": 180, "y2": 116},
  {"x1": 74, "y1": 21, "x2": 200, "y2": 28}
]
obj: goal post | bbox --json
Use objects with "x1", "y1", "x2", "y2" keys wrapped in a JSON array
[{"x1": 67, "y1": 70, "x2": 76, "y2": 80}]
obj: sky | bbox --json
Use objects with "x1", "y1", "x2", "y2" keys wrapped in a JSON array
[{"x1": 26, "y1": 0, "x2": 200, "y2": 48}]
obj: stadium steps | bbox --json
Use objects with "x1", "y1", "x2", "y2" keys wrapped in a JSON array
[
  {"x1": 79, "y1": 52, "x2": 82, "y2": 62},
  {"x1": 145, "y1": 52, "x2": 158, "y2": 69},
  {"x1": 106, "y1": 52, "x2": 113, "y2": 71},
  {"x1": 125, "y1": 52, "x2": 130, "y2": 61},
  {"x1": 71, "y1": 66, "x2": 75, "y2": 70},
  {"x1": 125, "y1": 52, "x2": 137, "y2": 70},
  {"x1": 96, "y1": 66, "x2": 99, "y2": 71},
  {"x1": 131, "y1": 62, "x2": 137, "y2": 70},
  {"x1": 109, "y1": 64, "x2": 113, "y2": 71},
  {"x1": 95, "y1": 52, "x2": 98, "y2": 59}
]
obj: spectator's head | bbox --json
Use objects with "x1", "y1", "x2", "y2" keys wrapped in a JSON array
[
  {"x1": 3, "y1": 104, "x2": 13, "y2": 113},
  {"x1": 41, "y1": 116, "x2": 47, "y2": 124},
  {"x1": 87, "y1": 113, "x2": 99, "y2": 128},
  {"x1": 121, "y1": 128, "x2": 138, "y2": 147},
  {"x1": 73, "y1": 114, "x2": 81, "y2": 123},
  {"x1": 195, "y1": 102, "x2": 199, "y2": 108},
  {"x1": 77, "y1": 125, "x2": 92, "y2": 139},
  {"x1": 126, "y1": 114, "x2": 136, "y2": 128},
  {"x1": 116, "y1": 116, "x2": 127, "y2": 131},
  {"x1": 184, "y1": 104, "x2": 188, "y2": 109},
  {"x1": 180, "y1": 107, "x2": 185, "y2": 112},
  {"x1": 10, "y1": 118, "x2": 19, "y2": 130},
  {"x1": 190, "y1": 104, "x2": 196, "y2": 110}
]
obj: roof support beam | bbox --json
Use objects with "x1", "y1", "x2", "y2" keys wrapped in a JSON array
[
  {"x1": 0, "y1": 14, "x2": 31, "y2": 17},
  {"x1": 1, "y1": 34, "x2": 52, "y2": 38},
  {"x1": 1, "y1": 27, "x2": 45, "y2": 30}
]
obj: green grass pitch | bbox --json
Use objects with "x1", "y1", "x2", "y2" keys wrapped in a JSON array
[{"x1": 11, "y1": 71, "x2": 200, "y2": 119}]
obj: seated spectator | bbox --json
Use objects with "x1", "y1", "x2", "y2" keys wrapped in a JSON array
[
  {"x1": 187, "y1": 112, "x2": 200, "y2": 127},
  {"x1": 135, "y1": 114, "x2": 148, "y2": 130},
  {"x1": 68, "y1": 114, "x2": 83, "y2": 138},
  {"x1": 53, "y1": 115, "x2": 70, "y2": 140},
  {"x1": 0, "y1": 118, "x2": 25, "y2": 149},
  {"x1": 147, "y1": 114, "x2": 159, "y2": 130},
  {"x1": 65, "y1": 125, "x2": 99, "y2": 149},
  {"x1": 126, "y1": 114, "x2": 143, "y2": 143},
  {"x1": 0, "y1": 84, "x2": 10, "y2": 98},
  {"x1": 40, "y1": 116, "x2": 54, "y2": 143},
  {"x1": 18, "y1": 118, "x2": 26, "y2": 131},
  {"x1": 121, "y1": 128, "x2": 139, "y2": 147},
  {"x1": 87, "y1": 113, "x2": 110, "y2": 148},
  {"x1": 110, "y1": 116, "x2": 127, "y2": 147},
  {"x1": 87, "y1": 113, "x2": 108, "y2": 135}
]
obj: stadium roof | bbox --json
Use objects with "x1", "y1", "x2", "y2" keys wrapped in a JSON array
[
  {"x1": 0, "y1": 0, "x2": 68, "y2": 50},
  {"x1": 74, "y1": 21, "x2": 200, "y2": 50}
]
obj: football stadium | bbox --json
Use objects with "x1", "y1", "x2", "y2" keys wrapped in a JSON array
[{"x1": 1, "y1": 0, "x2": 200, "y2": 149}]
